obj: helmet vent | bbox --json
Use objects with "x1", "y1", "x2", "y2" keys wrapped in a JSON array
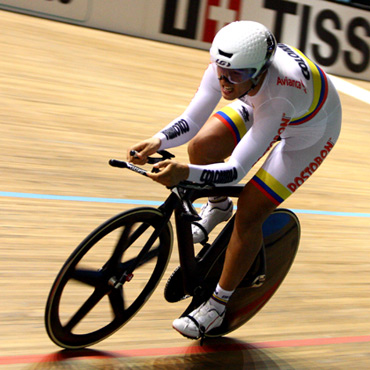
[{"x1": 218, "y1": 49, "x2": 233, "y2": 59}]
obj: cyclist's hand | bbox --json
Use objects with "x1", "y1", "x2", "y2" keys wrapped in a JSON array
[
  {"x1": 147, "y1": 160, "x2": 189, "y2": 187},
  {"x1": 127, "y1": 137, "x2": 161, "y2": 165}
]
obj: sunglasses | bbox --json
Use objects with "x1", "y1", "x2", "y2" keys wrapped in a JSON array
[{"x1": 216, "y1": 65, "x2": 256, "y2": 84}]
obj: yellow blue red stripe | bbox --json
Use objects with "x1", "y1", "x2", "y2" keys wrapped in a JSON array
[
  {"x1": 289, "y1": 47, "x2": 328, "y2": 125},
  {"x1": 214, "y1": 106, "x2": 247, "y2": 145},
  {"x1": 211, "y1": 293, "x2": 228, "y2": 306},
  {"x1": 251, "y1": 168, "x2": 292, "y2": 205}
]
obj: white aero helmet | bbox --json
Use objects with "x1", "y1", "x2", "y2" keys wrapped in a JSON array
[{"x1": 210, "y1": 21, "x2": 277, "y2": 81}]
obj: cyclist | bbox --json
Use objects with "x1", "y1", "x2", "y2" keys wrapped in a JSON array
[{"x1": 128, "y1": 21, "x2": 341, "y2": 339}]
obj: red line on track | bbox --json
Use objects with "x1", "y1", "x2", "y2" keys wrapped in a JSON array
[{"x1": 1, "y1": 335, "x2": 369, "y2": 366}]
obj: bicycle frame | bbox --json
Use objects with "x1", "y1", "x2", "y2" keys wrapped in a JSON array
[
  {"x1": 110, "y1": 156, "x2": 247, "y2": 298},
  {"x1": 162, "y1": 185, "x2": 244, "y2": 298}
]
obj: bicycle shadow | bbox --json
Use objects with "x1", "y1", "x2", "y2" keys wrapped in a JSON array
[
  {"x1": 151, "y1": 337, "x2": 293, "y2": 370},
  {"x1": 27, "y1": 338, "x2": 294, "y2": 370}
]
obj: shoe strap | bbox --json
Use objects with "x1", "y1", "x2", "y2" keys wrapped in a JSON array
[
  {"x1": 186, "y1": 314, "x2": 205, "y2": 337},
  {"x1": 187, "y1": 313, "x2": 207, "y2": 344},
  {"x1": 209, "y1": 198, "x2": 231, "y2": 210},
  {"x1": 192, "y1": 221, "x2": 209, "y2": 243},
  {"x1": 186, "y1": 308, "x2": 222, "y2": 343}
]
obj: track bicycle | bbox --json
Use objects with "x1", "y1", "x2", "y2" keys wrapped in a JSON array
[{"x1": 45, "y1": 151, "x2": 300, "y2": 349}]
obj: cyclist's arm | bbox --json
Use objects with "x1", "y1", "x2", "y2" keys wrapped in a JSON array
[
  {"x1": 186, "y1": 98, "x2": 295, "y2": 185},
  {"x1": 153, "y1": 64, "x2": 221, "y2": 150}
]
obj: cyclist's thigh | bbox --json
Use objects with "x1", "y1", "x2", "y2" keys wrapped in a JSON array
[
  {"x1": 250, "y1": 105, "x2": 341, "y2": 205},
  {"x1": 189, "y1": 101, "x2": 253, "y2": 164},
  {"x1": 212, "y1": 100, "x2": 253, "y2": 146}
]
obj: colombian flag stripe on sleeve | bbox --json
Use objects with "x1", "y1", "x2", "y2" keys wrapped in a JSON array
[{"x1": 214, "y1": 107, "x2": 247, "y2": 145}]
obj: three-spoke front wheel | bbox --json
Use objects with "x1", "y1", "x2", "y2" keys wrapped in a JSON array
[{"x1": 45, "y1": 208, "x2": 173, "y2": 349}]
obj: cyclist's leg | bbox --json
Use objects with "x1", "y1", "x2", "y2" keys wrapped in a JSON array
[
  {"x1": 219, "y1": 181, "x2": 277, "y2": 290},
  {"x1": 188, "y1": 101, "x2": 254, "y2": 242},
  {"x1": 219, "y1": 98, "x2": 342, "y2": 291},
  {"x1": 187, "y1": 116, "x2": 233, "y2": 164},
  {"x1": 188, "y1": 101, "x2": 253, "y2": 164}
]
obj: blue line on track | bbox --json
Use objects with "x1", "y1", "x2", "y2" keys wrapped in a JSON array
[{"x1": 1, "y1": 191, "x2": 369, "y2": 218}]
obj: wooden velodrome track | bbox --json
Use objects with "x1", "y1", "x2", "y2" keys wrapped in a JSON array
[{"x1": 1, "y1": 9, "x2": 369, "y2": 370}]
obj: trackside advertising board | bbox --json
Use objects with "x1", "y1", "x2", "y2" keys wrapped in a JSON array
[{"x1": 0, "y1": 0, "x2": 369, "y2": 81}]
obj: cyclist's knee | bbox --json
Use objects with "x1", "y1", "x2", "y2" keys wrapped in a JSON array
[
  {"x1": 188, "y1": 116, "x2": 235, "y2": 164},
  {"x1": 188, "y1": 132, "x2": 234, "y2": 164},
  {"x1": 234, "y1": 210, "x2": 263, "y2": 239},
  {"x1": 235, "y1": 183, "x2": 277, "y2": 232},
  {"x1": 188, "y1": 136, "x2": 214, "y2": 164}
]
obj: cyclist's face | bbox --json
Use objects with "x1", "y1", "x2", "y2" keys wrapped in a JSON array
[{"x1": 216, "y1": 66, "x2": 254, "y2": 100}]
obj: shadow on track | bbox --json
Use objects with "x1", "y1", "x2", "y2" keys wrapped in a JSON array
[{"x1": 28, "y1": 337, "x2": 301, "y2": 370}]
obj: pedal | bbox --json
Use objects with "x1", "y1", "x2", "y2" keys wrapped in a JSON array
[
  {"x1": 239, "y1": 244, "x2": 266, "y2": 288},
  {"x1": 250, "y1": 274, "x2": 266, "y2": 288}
]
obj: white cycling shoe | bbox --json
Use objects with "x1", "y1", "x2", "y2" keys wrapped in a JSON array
[
  {"x1": 172, "y1": 301, "x2": 225, "y2": 339},
  {"x1": 192, "y1": 199, "x2": 233, "y2": 243}
]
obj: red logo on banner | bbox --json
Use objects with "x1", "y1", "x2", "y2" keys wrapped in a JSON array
[{"x1": 202, "y1": 0, "x2": 241, "y2": 43}]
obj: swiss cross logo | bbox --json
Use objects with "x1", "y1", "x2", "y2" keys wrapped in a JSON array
[
  {"x1": 161, "y1": 0, "x2": 241, "y2": 42},
  {"x1": 161, "y1": 0, "x2": 370, "y2": 77},
  {"x1": 202, "y1": 0, "x2": 241, "y2": 42}
]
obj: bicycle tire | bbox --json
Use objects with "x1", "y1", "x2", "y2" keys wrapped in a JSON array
[{"x1": 45, "y1": 207, "x2": 173, "y2": 349}]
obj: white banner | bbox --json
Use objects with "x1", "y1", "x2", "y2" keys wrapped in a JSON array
[
  {"x1": 0, "y1": 0, "x2": 369, "y2": 81},
  {"x1": 0, "y1": 0, "x2": 91, "y2": 21}
]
